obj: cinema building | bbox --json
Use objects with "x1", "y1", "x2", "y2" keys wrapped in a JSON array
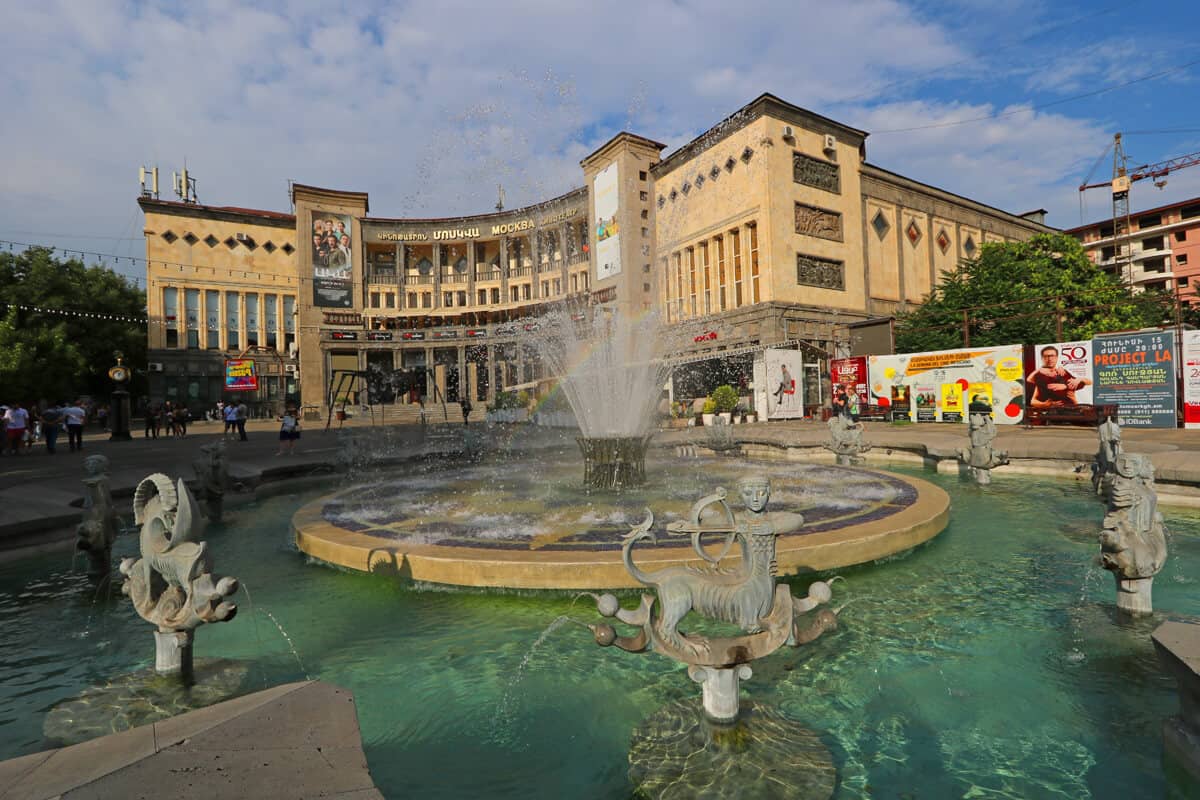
[{"x1": 139, "y1": 93, "x2": 1053, "y2": 418}]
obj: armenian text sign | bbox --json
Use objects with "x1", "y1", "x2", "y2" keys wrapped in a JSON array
[
  {"x1": 1093, "y1": 331, "x2": 1177, "y2": 428},
  {"x1": 1184, "y1": 330, "x2": 1200, "y2": 430}
]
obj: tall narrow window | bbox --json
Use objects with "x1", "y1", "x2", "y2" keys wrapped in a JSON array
[
  {"x1": 264, "y1": 295, "x2": 278, "y2": 349},
  {"x1": 206, "y1": 290, "x2": 221, "y2": 349},
  {"x1": 672, "y1": 252, "x2": 684, "y2": 320},
  {"x1": 700, "y1": 242, "x2": 711, "y2": 315},
  {"x1": 688, "y1": 247, "x2": 697, "y2": 317},
  {"x1": 748, "y1": 224, "x2": 760, "y2": 304},
  {"x1": 225, "y1": 291, "x2": 240, "y2": 351},
  {"x1": 184, "y1": 289, "x2": 200, "y2": 349},
  {"x1": 164, "y1": 287, "x2": 179, "y2": 348},
  {"x1": 731, "y1": 229, "x2": 743, "y2": 307},
  {"x1": 716, "y1": 237, "x2": 727, "y2": 311},
  {"x1": 283, "y1": 295, "x2": 296, "y2": 354},
  {"x1": 245, "y1": 293, "x2": 260, "y2": 347}
]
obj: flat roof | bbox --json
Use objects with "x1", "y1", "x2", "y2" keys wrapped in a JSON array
[{"x1": 1065, "y1": 194, "x2": 1200, "y2": 233}]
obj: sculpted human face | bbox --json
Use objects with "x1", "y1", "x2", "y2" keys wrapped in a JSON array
[{"x1": 740, "y1": 482, "x2": 769, "y2": 513}]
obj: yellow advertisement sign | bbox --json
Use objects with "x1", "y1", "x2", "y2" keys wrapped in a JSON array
[
  {"x1": 941, "y1": 383, "x2": 964, "y2": 422},
  {"x1": 967, "y1": 382, "x2": 993, "y2": 411}
]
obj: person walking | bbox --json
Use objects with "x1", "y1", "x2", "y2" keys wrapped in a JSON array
[
  {"x1": 4, "y1": 402, "x2": 29, "y2": 456},
  {"x1": 40, "y1": 402, "x2": 64, "y2": 454},
  {"x1": 460, "y1": 395, "x2": 472, "y2": 426},
  {"x1": 847, "y1": 389, "x2": 861, "y2": 423},
  {"x1": 223, "y1": 401, "x2": 238, "y2": 439},
  {"x1": 173, "y1": 404, "x2": 189, "y2": 438},
  {"x1": 235, "y1": 400, "x2": 248, "y2": 441},
  {"x1": 276, "y1": 406, "x2": 300, "y2": 455},
  {"x1": 63, "y1": 401, "x2": 86, "y2": 452},
  {"x1": 144, "y1": 402, "x2": 160, "y2": 439}
]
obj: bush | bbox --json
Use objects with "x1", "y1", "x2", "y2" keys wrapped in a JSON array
[
  {"x1": 702, "y1": 398, "x2": 717, "y2": 415},
  {"x1": 517, "y1": 390, "x2": 531, "y2": 409},
  {"x1": 711, "y1": 385, "x2": 739, "y2": 414},
  {"x1": 490, "y1": 391, "x2": 521, "y2": 410}
]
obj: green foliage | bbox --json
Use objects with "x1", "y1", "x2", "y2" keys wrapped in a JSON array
[
  {"x1": 894, "y1": 233, "x2": 1170, "y2": 353},
  {"x1": 516, "y1": 390, "x2": 531, "y2": 408},
  {"x1": 710, "y1": 385, "x2": 739, "y2": 413},
  {"x1": 702, "y1": 398, "x2": 717, "y2": 415},
  {"x1": 490, "y1": 391, "x2": 521, "y2": 410},
  {"x1": 0, "y1": 247, "x2": 146, "y2": 403}
]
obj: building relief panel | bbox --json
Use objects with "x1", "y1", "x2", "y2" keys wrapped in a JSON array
[
  {"x1": 794, "y1": 202, "x2": 843, "y2": 241},
  {"x1": 796, "y1": 253, "x2": 845, "y2": 290},
  {"x1": 792, "y1": 152, "x2": 840, "y2": 194}
]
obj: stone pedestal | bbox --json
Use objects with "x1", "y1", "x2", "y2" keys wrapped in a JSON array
[
  {"x1": 687, "y1": 664, "x2": 752, "y2": 724},
  {"x1": 970, "y1": 467, "x2": 992, "y2": 486},
  {"x1": 155, "y1": 630, "x2": 195, "y2": 684},
  {"x1": 1152, "y1": 621, "x2": 1200, "y2": 786},
  {"x1": 1115, "y1": 576, "x2": 1154, "y2": 615},
  {"x1": 835, "y1": 454, "x2": 862, "y2": 467},
  {"x1": 109, "y1": 389, "x2": 132, "y2": 442}
]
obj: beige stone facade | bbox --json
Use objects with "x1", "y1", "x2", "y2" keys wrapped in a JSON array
[{"x1": 139, "y1": 92, "x2": 1054, "y2": 417}]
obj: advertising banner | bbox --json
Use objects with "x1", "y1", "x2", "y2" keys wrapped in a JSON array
[
  {"x1": 830, "y1": 357, "x2": 868, "y2": 408},
  {"x1": 1185, "y1": 330, "x2": 1200, "y2": 430},
  {"x1": 1028, "y1": 340, "x2": 1093, "y2": 408},
  {"x1": 311, "y1": 211, "x2": 354, "y2": 307},
  {"x1": 1093, "y1": 331, "x2": 1177, "y2": 428},
  {"x1": 765, "y1": 349, "x2": 804, "y2": 420},
  {"x1": 593, "y1": 162, "x2": 621, "y2": 280},
  {"x1": 868, "y1": 345, "x2": 1025, "y2": 423},
  {"x1": 224, "y1": 359, "x2": 258, "y2": 392}
]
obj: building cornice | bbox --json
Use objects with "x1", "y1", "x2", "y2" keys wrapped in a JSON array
[
  {"x1": 363, "y1": 186, "x2": 586, "y2": 226},
  {"x1": 137, "y1": 197, "x2": 296, "y2": 229},
  {"x1": 290, "y1": 183, "x2": 370, "y2": 212}
]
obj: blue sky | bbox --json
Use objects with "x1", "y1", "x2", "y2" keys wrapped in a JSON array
[{"x1": 2, "y1": 0, "x2": 1198, "y2": 286}]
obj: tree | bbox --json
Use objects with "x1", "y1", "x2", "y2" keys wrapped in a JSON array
[
  {"x1": 0, "y1": 247, "x2": 146, "y2": 404},
  {"x1": 894, "y1": 233, "x2": 1171, "y2": 353}
]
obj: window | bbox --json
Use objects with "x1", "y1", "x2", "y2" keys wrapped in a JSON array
[
  {"x1": 283, "y1": 296, "x2": 296, "y2": 336},
  {"x1": 639, "y1": 170, "x2": 647, "y2": 181},
  {"x1": 386, "y1": 293, "x2": 396, "y2": 309},
  {"x1": 553, "y1": 279, "x2": 561, "y2": 295},
  {"x1": 1177, "y1": 231, "x2": 1188, "y2": 243},
  {"x1": 523, "y1": 284, "x2": 531, "y2": 300},
  {"x1": 1181, "y1": 204, "x2": 1200, "y2": 220},
  {"x1": 641, "y1": 209, "x2": 648, "y2": 219},
  {"x1": 478, "y1": 289, "x2": 487, "y2": 305},
  {"x1": 700, "y1": 242, "x2": 711, "y2": 314},
  {"x1": 245, "y1": 293, "x2": 259, "y2": 347},
  {"x1": 457, "y1": 291, "x2": 466, "y2": 306},
  {"x1": 264, "y1": 294, "x2": 278, "y2": 349},
  {"x1": 443, "y1": 292, "x2": 453, "y2": 307},
  {"x1": 184, "y1": 289, "x2": 200, "y2": 349},
  {"x1": 672, "y1": 252, "x2": 683, "y2": 320},
  {"x1": 716, "y1": 236, "x2": 727, "y2": 311},
  {"x1": 571, "y1": 274, "x2": 578, "y2": 293},
  {"x1": 1179, "y1": 278, "x2": 1189, "y2": 286},
  {"x1": 731, "y1": 229, "x2": 743, "y2": 307},
  {"x1": 641, "y1": 227, "x2": 649, "y2": 238},
  {"x1": 511, "y1": 286, "x2": 520, "y2": 302},
  {"x1": 422, "y1": 292, "x2": 432, "y2": 309},
  {"x1": 225, "y1": 291, "x2": 240, "y2": 350},
  {"x1": 370, "y1": 292, "x2": 381, "y2": 308},
  {"x1": 1138, "y1": 213, "x2": 1162, "y2": 229},
  {"x1": 408, "y1": 292, "x2": 418, "y2": 308},
  {"x1": 491, "y1": 288, "x2": 501, "y2": 304},
  {"x1": 1178, "y1": 254, "x2": 1189, "y2": 266},
  {"x1": 206, "y1": 290, "x2": 221, "y2": 349},
  {"x1": 688, "y1": 247, "x2": 697, "y2": 317},
  {"x1": 541, "y1": 281, "x2": 549, "y2": 296},
  {"x1": 164, "y1": 287, "x2": 179, "y2": 347},
  {"x1": 639, "y1": 191, "x2": 648, "y2": 201},
  {"x1": 749, "y1": 224, "x2": 760, "y2": 304}
]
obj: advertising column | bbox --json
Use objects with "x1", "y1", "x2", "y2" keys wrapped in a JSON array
[
  {"x1": 1092, "y1": 331, "x2": 1178, "y2": 428},
  {"x1": 1183, "y1": 329, "x2": 1200, "y2": 429}
]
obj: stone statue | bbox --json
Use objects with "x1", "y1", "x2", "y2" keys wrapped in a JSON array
[
  {"x1": 823, "y1": 414, "x2": 871, "y2": 466},
  {"x1": 958, "y1": 411, "x2": 1009, "y2": 485},
  {"x1": 75, "y1": 455, "x2": 119, "y2": 578},
  {"x1": 119, "y1": 473, "x2": 238, "y2": 683},
  {"x1": 587, "y1": 476, "x2": 839, "y2": 723},
  {"x1": 1098, "y1": 453, "x2": 1166, "y2": 615},
  {"x1": 1093, "y1": 415, "x2": 1122, "y2": 498},
  {"x1": 191, "y1": 440, "x2": 228, "y2": 522}
]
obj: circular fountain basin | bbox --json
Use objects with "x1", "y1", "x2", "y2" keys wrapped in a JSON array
[{"x1": 292, "y1": 454, "x2": 949, "y2": 589}]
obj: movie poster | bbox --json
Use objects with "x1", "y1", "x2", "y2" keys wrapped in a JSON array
[
  {"x1": 765, "y1": 349, "x2": 804, "y2": 420},
  {"x1": 830, "y1": 357, "x2": 868, "y2": 407},
  {"x1": 311, "y1": 211, "x2": 354, "y2": 307},
  {"x1": 224, "y1": 359, "x2": 258, "y2": 391},
  {"x1": 868, "y1": 345, "x2": 1025, "y2": 424},
  {"x1": 1185, "y1": 330, "x2": 1200, "y2": 430},
  {"x1": 890, "y1": 384, "x2": 912, "y2": 421},
  {"x1": 1092, "y1": 331, "x2": 1177, "y2": 428},
  {"x1": 1028, "y1": 340, "x2": 1093, "y2": 408},
  {"x1": 593, "y1": 163, "x2": 621, "y2": 280},
  {"x1": 968, "y1": 381, "x2": 994, "y2": 417}
]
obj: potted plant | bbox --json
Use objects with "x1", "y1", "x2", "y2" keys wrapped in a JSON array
[
  {"x1": 743, "y1": 403, "x2": 757, "y2": 424},
  {"x1": 669, "y1": 400, "x2": 690, "y2": 429},
  {"x1": 701, "y1": 397, "x2": 717, "y2": 427},
  {"x1": 711, "y1": 385, "x2": 739, "y2": 424}
]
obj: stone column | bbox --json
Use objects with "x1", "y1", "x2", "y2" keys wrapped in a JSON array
[
  {"x1": 486, "y1": 344, "x2": 496, "y2": 404},
  {"x1": 531, "y1": 230, "x2": 542, "y2": 300},
  {"x1": 467, "y1": 242, "x2": 477, "y2": 308},
  {"x1": 155, "y1": 629, "x2": 195, "y2": 683},
  {"x1": 433, "y1": 244, "x2": 443, "y2": 309},
  {"x1": 688, "y1": 664, "x2": 752, "y2": 724},
  {"x1": 500, "y1": 237, "x2": 510, "y2": 303}
]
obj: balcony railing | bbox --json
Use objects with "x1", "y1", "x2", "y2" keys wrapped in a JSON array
[
  {"x1": 403, "y1": 275, "x2": 434, "y2": 285},
  {"x1": 367, "y1": 272, "x2": 398, "y2": 285}
]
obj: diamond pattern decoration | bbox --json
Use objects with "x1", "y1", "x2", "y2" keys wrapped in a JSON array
[
  {"x1": 964, "y1": 235, "x2": 977, "y2": 257},
  {"x1": 710, "y1": 165, "x2": 720, "y2": 180},
  {"x1": 669, "y1": 189, "x2": 678, "y2": 202},
  {"x1": 161, "y1": 231, "x2": 177, "y2": 244},
  {"x1": 871, "y1": 210, "x2": 890, "y2": 240},
  {"x1": 936, "y1": 229, "x2": 950, "y2": 254},
  {"x1": 741, "y1": 146, "x2": 754, "y2": 163},
  {"x1": 263, "y1": 241, "x2": 277, "y2": 253},
  {"x1": 725, "y1": 157, "x2": 736, "y2": 172},
  {"x1": 905, "y1": 220, "x2": 922, "y2": 247},
  {"x1": 695, "y1": 174, "x2": 705, "y2": 189},
  {"x1": 203, "y1": 234, "x2": 219, "y2": 247},
  {"x1": 224, "y1": 236, "x2": 238, "y2": 249},
  {"x1": 681, "y1": 181, "x2": 690, "y2": 195},
  {"x1": 183, "y1": 233, "x2": 198, "y2": 245},
  {"x1": 657, "y1": 195, "x2": 665, "y2": 209},
  {"x1": 281, "y1": 243, "x2": 295, "y2": 255}
]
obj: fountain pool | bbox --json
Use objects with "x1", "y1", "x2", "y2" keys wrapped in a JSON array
[{"x1": 1, "y1": 464, "x2": 1198, "y2": 798}]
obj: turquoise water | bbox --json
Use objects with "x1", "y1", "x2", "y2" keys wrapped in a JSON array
[{"x1": 1, "y1": 462, "x2": 1198, "y2": 798}]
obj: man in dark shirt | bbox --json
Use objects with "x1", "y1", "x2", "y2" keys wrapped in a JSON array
[{"x1": 1027, "y1": 345, "x2": 1090, "y2": 407}]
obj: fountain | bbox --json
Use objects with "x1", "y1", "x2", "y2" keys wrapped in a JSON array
[
  {"x1": 1098, "y1": 452, "x2": 1167, "y2": 615},
  {"x1": 958, "y1": 410, "x2": 1009, "y2": 485},
  {"x1": 586, "y1": 476, "x2": 840, "y2": 797},
  {"x1": 532, "y1": 310, "x2": 669, "y2": 489},
  {"x1": 823, "y1": 413, "x2": 872, "y2": 465},
  {"x1": 119, "y1": 473, "x2": 239, "y2": 682},
  {"x1": 191, "y1": 440, "x2": 228, "y2": 523},
  {"x1": 1093, "y1": 414, "x2": 1122, "y2": 498},
  {"x1": 75, "y1": 454, "x2": 118, "y2": 579}
]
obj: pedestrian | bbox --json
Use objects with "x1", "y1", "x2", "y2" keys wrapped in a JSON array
[
  {"x1": 276, "y1": 406, "x2": 300, "y2": 455},
  {"x1": 63, "y1": 400, "x2": 86, "y2": 451},
  {"x1": 4, "y1": 402, "x2": 29, "y2": 455},
  {"x1": 235, "y1": 400, "x2": 248, "y2": 441},
  {"x1": 223, "y1": 401, "x2": 238, "y2": 439},
  {"x1": 97, "y1": 404, "x2": 109, "y2": 432},
  {"x1": 173, "y1": 404, "x2": 189, "y2": 438},
  {"x1": 145, "y1": 402, "x2": 160, "y2": 439},
  {"x1": 848, "y1": 390, "x2": 861, "y2": 423},
  {"x1": 40, "y1": 402, "x2": 64, "y2": 454},
  {"x1": 461, "y1": 395, "x2": 472, "y2": 426}
]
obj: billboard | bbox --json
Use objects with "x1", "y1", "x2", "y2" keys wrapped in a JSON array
[
  {"x1": 224, "y1": 359, "x2": 258, "y2": 391},
  {"x1": 830, "y1": 357, "x2": 868, "y2": 409},
  {"x1": 1093, "y1": 331, "x2": 1177, "y2": 428},
  {"x1": 1184, "y1": 330, "x2": 1200, "y2": 430},
  {"x1": 311, "y1": 211, "x2": 354, "y2": 307},
  {"x1": 765, "y1": 349, "x2": 804, "y2": 420},
  {"x1": 593, "y1": 162, "x2": 621, "y2": 280},
  {"x1": 868, "y1": 345, "x2": 1025, "y2": 423},
  {"x1": 1028, "y1": 340, "x2": 1093, "y2": 408}
]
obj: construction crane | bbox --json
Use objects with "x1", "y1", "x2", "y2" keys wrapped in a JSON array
[{"x1": 1079, "y1": 134, "x2": 1200, "y2": 288}]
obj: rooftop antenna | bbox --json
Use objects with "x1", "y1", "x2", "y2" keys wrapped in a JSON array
[
  {"x1": 138, "y1": 165, "x2": 160, "y2": 199},
  {"x1": 172, "y1": 161, "x2": 199, "y2": 204},
  {"x1": 495, "y1": 184, "x2": 506, "y2": 213}
]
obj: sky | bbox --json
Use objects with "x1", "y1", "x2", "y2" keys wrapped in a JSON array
[{"x1": 2, "y1": 0, "x2": 1199, "y2": 286}]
